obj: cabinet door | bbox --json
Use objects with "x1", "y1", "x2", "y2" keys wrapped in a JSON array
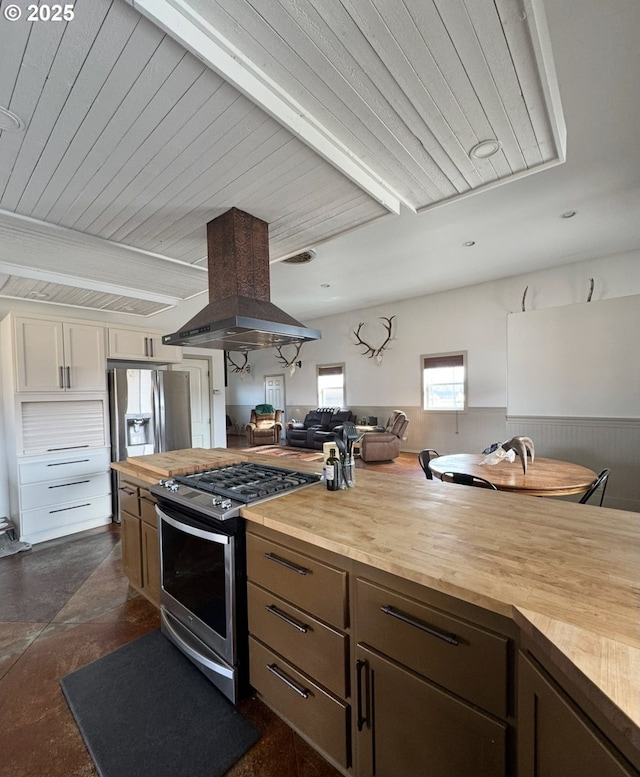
[
  {"x1": 120, "y1": 511, "x2": 143, "y2": 589},
  {"x1": 355, "y1": 644, "x2": 506, "y2": 777},
  {"x1": 63, "y1": 323, "x2": 106, "y2": 391},
  {"x1": 108, "y1": 328, "x2": 149, "y2": 360},
  {"x1": 147, "y1": 335, "x2": 182, "y2": 363},
  {"x1": 108, "y1": 328, "x2": 182, "y2": 362},
  {"x1": 518, "y1": 653, "x2": 639, "y2": 777},
  {"x1": 14, "y1": 318, "x2": 65, "y2": 392},
  {"x1": 141, "y1": 521, "x2": 160, "y2": 606}
]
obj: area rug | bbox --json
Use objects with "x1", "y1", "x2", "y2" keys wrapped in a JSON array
[
  {"x1": 60, "y1": 630, "x2": 260, "y2": 777},
  {"x1": 242, "y1": 444, "x2": 325, "y2": 462},
  {"x1": 0, "y1": 532, "x2": 31, "y2": 558}
]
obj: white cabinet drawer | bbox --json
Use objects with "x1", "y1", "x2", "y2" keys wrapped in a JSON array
[
  {"x1": 21, "y1": 494, "x2": 112, "y2": 538},
  {"x1": 19, "y1": 449, "x2": 110, "y2": 484},
  {"x1": 20, "y1": 472, "x2": 111, "y2": 511}
]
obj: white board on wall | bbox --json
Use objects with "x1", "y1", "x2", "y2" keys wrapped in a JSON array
[{"x1": 507, "y1": 295, "x2": 640, "y2": 418}]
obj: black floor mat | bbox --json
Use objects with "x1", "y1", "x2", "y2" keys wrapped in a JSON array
[{"x1": 61, "y1": 630, "x2": 260, "y2": 777}]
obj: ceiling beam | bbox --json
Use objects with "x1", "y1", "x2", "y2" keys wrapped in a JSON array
[{"x1": 126, "y1": 0, "x2": 404, "y2": 215}]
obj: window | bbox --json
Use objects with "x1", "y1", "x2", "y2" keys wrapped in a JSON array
[
  {"x1": 422, "y1": 352, "x2": 466, "y2": 411},
  {"x1": 317, "y1": 364, "x2": 345, "y2": 407}
]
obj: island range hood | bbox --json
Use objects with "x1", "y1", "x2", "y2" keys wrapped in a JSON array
[{"x1": 162, "y1": 208, "x2": 321, "y2": 351}]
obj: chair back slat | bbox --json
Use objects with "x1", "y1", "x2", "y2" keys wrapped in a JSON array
[
  {"x1": 441, "y1": 471, "x2": 497, "y2": 490},
  {"x1": 418, "y1": 449, "x2": 439, "y2": 480}
]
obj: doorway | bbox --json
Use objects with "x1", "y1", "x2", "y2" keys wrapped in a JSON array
[
  {"x1": 264, "y1": 374, "x2": 286, "y2": 441},
  {"x1": 179, "y1": 357, "x2": 212, "y2": 448}
]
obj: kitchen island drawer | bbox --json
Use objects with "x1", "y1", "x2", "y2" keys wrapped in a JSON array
[
  {"x1": 249, "y1": 636, "x2": 350, "y2": 770},
  {"x1": 117, "y1": 478, "x2": 139, "y2": 516},
  {"x1": 139, "y1": 488, "x2": 158, "y2": 527},
  {"x1": 20, "y1": 472, "x2": 110, "y2": 510},
  {"x1": 247, "y1": 533, "x2": 348, "y2": 629},
  {"x1": 248, "y1": 582, "x2": 348, "y2": 698},
  {"x1": 356, "y1": 577, "x2": 509, "y2": 719}
]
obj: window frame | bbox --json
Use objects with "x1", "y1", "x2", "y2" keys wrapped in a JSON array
[
  {"x1": 420, "y1": 350, "x2": 468, "y2": 413},
  {"x1": 317, "y1": 363, "x2": 346, "y2": 408}
]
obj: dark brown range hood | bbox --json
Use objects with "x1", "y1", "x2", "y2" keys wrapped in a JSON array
[{"x1": 162, "y1": 208, "x2": 321, "y2": 351}]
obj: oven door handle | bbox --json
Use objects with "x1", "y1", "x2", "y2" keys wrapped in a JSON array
[{"x1": 156, "y1": 506, "x2": 230, "y2": 545}]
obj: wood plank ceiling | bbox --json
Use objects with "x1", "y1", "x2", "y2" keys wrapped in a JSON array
[{"x1": 0, "y1": 0, "x2": 564, "y2": 315}]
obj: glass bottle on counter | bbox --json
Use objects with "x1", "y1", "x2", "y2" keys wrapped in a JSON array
[
  {"x1": 325, "y1": 447, "x2": 341, "y2": 491},
  {"x1": 344, "y1": 454, "x2": 355, "y2": 488}
]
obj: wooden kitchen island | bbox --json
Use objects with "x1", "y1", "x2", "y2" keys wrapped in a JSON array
[{"x1": 112, "y1": 449, "x2": 640, "y2": 777}]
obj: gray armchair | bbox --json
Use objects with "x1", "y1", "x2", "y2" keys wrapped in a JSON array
[{"x1": 360, "y1": 411, "x2": 409, "y2": 462}]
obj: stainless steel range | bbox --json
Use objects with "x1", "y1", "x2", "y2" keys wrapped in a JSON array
[{"x1": 151, "y1": 461, "x2": 321, "y2": 703}]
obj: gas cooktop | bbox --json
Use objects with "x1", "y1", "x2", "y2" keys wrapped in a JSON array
[{"x1": 151, "y1": 461, "x2": 321, "y2": 521}]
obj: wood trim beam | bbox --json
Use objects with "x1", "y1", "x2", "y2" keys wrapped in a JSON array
[{"x1": 126, "y1": 0, "x2": 404, "y2": 215}]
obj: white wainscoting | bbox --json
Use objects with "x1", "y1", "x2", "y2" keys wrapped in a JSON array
[
  {"x1": 227, "y1": 404, "x2": 638, "y2": 512},
  {"x1": 506, "y1": 416, "x2": 639, "y2": 512}
]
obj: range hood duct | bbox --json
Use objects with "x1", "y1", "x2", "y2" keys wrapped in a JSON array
[{"x1": 162, "y1": 208, "x2": 321, "y2": 351}]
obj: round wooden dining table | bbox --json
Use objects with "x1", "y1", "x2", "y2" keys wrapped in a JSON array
[{"x1": 428, "y1": 454, "x2": 598, "y2": 497}]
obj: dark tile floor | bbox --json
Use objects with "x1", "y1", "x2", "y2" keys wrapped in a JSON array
[{"x1": 0, "y1": 524, "x2": 342, "y2": 777}]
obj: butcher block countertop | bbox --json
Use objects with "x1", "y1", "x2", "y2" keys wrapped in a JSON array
[{"x1": 112, "y1": 448, "x2": 640, "y2": 749}]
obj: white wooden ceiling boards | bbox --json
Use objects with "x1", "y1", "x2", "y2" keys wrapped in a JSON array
[{"x1": 0, "y1": 0, "x2": 638, "y2": 318}]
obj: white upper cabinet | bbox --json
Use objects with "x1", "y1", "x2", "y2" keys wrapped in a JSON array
[
  {"x1": 13, "y1": 318, "x2": 106, "y2": 393},
  {"x1": 108, "y1": 327, "x2": 182, "y2": 363}
]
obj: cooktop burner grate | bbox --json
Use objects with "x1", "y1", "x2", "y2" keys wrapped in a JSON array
[{"x1": 172, "y1": 462, "x2": 320, "y2": 504}]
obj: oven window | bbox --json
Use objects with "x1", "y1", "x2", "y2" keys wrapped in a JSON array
[{"x1": 161, "y1": 520, "x2": 230, "y2": 639}]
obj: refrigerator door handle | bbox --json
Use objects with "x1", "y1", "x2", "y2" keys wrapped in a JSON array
[{"x1": 154, "y1": 371, "x2": 163, "y2": 453}]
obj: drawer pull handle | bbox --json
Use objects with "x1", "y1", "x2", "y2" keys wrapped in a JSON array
[
  {"x1": 49, "y1": 503, "x2": 91, "y2": 514},
  {"x1": 380, "y1": 605, "x2": 459, "y2": 646},
  {"x1": 266, "y1": 663, "x2": 309, "y2": 699},
  {"x1": 264, "y1": 552, "x2": 308, "y2": 575},
  {"x1": 48, "y1": 480, "x2": 91, "y2": 489},
  {"x1": 139, "y1": 496, "x2": 156, "y2": 506},
  {"x1": 46, "y1": 458, "x2": 90, "y2": 465},
  {"x1": 119, "y1": 487, "x2": 136, "y2": 496},
  {"x1": 46, "y1": 446, "x2": 90, "y2": 452},
  {"x1": 265, "y1": 604, "x2": 309, "y2": 633},
  {"x1": 356, "y1": 659, "x2": 369, "y2": 731}
]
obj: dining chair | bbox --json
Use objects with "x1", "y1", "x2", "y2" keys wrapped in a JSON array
[
  {"x1": 418, "y1": 449, "x2": 440, "y2": 480},
  {"x1": 579, "y1": 468, "x2": 611, "y2": 507},
  {"x1": 441, "y1": 472, "x2": 498, "y2": 490}
]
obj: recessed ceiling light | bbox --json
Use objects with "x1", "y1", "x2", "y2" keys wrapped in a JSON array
[
  {"x1": 561, "y1": 210, "x2": 577, "y2": 218},
  {"x1": 463, "y1": 240, "x2": 475, "y2": 247},
  {"x1": 469, "y1": 139, "x2": 501, "y2": 159},
  {"x1": 0, "y1": 106, "x2": 25, "y2": 132}
]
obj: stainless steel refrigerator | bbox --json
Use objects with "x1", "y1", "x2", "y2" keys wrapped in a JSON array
[{"x1": 109, "y1": 369, "x2": 192, "y2": 462}]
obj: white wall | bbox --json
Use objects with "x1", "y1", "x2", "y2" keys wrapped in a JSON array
[
  {"x1": 0, "y1": 366, "x2": 8, "y2": 519},
  {"x1": 507, "y1": 295, "x2": 640, "y2": 417},
  {"x1": 226, "y1": 250, "x2": 640, "y2": 511},
  {"x1": 226, "y1": 250, "x2": 640, "y2": 412}
]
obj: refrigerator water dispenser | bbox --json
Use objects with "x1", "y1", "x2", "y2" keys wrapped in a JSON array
[{"x1": 126, "y1": 415, "x2": 153, "y2": 448}]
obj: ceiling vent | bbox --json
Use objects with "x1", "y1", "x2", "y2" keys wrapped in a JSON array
[{"x1": 282, "y1": 249, "x2": 316, "y2": 265}]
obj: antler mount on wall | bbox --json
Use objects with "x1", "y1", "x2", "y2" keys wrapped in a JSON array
[
  {"x1": 275, "y1": 342, "x2": 303, "y2": 376},
  {"x1": 226, "y1": 351, "x2": 251, "y2": 374},
  {"x1": 353, "y1": 316, "x2": 396, "y2": 365}
]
